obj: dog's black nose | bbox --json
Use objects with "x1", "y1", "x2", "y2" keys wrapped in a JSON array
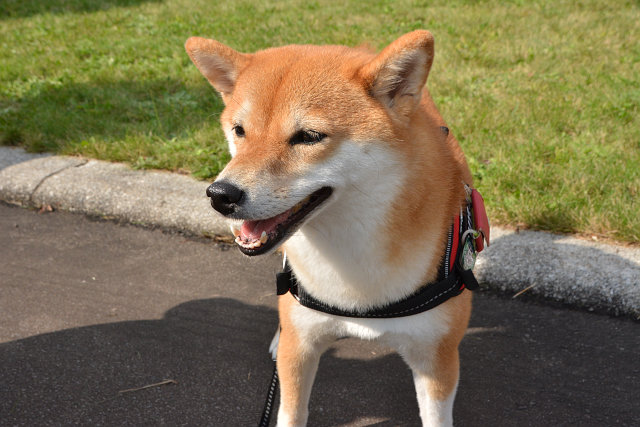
[{"x1": 206, "y1": 181, "x2": 244, "y2": 216}]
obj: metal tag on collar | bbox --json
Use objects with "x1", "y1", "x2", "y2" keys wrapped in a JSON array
[{"x1": 460, "y1": 229, "x2": 478, "y2": 271}]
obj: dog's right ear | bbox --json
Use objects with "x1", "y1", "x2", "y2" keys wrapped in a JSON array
[
  {"x1": 185, "y1": 37, "x2": 250, "y2": 99},
  {"x1": 359, "y1": 30, "x2": 434, "y2": 119}
]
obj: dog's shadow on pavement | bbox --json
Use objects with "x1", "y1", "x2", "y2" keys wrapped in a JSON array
[
  {"x1": 0, "y1": 297, "x2": 420, "y2": 426},
  {"x1": 2, "y1": 296, "x2": 638, "y2": 426}
]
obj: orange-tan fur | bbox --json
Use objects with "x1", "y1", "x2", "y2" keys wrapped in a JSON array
[{"x1": 186, "y1": 30, "x2": 474, "y2": 426}]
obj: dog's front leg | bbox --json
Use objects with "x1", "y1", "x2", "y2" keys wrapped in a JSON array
[
  {"x1": 398, "y1": 293, "x2": 471, "y2": 426},
  {"x1": 276, "y1": 297, "x2": 333, "y2": 427},
  {"x1": 275, "y1": 325, "x2": 322, "y2": 427},
  {"x1": 396, "y1": 319, "x2": 468, "y2": 427},
  {"x1": 405, "y1": 347, "x2": 459, "y2": 427}
]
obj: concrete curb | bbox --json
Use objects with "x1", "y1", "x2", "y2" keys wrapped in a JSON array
[
  {"x1": 1, "y1": 147, "x2": 638, "y2": 318},
  {"x1": 474, "y1": 228, "x2": 639, "y2": 318},
  {"x1": 0, "y1": 148, "x2": 227, "y2": 237}
]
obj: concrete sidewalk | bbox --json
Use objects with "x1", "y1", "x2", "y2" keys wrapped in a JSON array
[{"x1": 1, "y1": 146, "x2": 638, "y2": 318}]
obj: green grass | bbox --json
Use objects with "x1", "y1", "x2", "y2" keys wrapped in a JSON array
[{"x1": 1, "y1": 0, "x2": 638, "y2": 243}]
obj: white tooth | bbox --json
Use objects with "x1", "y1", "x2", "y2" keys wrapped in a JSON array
[
  {"x1": 260, "y1": 231, "x2": 268, "y2": 244},
  {"x1": 230, "y1": 224, "x2": 240, "y2": 237}
]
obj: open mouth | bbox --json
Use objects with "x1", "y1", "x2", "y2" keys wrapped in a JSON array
[{"x1": 230, "y1": 187, "x2": 333, "y2": 256}]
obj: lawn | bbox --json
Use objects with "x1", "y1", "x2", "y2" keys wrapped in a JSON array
[{"x1": 1, "y1": 0, "x2": 638, "y2": 243}]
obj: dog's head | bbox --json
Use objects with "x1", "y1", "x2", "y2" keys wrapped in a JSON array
[{"x1": 186, "y1": 31, "x2": 435, "y2": 255}]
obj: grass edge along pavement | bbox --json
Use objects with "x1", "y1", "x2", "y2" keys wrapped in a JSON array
[
  {"x1": 1, "y1": 146, "x2": 638, "y2": 320},
  {"x1": 0, "y1": 0, "x2": 639, "y2": 243}
]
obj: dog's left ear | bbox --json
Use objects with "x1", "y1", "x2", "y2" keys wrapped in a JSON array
[{"x1": 359, "y1": 30, "x2": 434, "y2": 118}]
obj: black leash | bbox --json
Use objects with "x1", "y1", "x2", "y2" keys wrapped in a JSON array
[{"x1": 258, "y1": 363, "x2": 279, "y2": 427}]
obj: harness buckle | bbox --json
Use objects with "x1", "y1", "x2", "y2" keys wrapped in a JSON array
[{"x1": 276, "y1": 270, "x2": 292, "y2": 295}]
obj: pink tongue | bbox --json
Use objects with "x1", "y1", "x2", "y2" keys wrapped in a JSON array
[{"x1": 240, "y1": 210, "x2": 291, "y2": 241}]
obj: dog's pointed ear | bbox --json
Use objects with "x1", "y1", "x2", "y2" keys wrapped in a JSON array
[
  {"x1": 359, "y1": 30, "x2": 434, "y2": 117},
  {"x1": 185, "y1": 37, "x2": 250, "y2": 99}
]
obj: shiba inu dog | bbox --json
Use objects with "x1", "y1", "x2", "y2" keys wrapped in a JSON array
[{"x1": 186, "y1": 30, "x2": 486, "y2": 426}]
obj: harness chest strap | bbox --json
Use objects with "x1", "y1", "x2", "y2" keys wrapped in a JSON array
[{"x1": 275, "y1": 187, "x2": 489, "y2": 319}]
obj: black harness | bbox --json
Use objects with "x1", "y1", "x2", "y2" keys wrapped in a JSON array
[{"x1": 275, "y1": 204, "x2": 480, "y2": 318}]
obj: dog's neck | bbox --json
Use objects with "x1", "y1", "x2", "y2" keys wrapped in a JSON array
[{"x1": 283, "y1": 140, "x2": 459, "y2": 311}]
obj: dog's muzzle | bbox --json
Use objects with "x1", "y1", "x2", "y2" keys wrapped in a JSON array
[{"x1": 206, "y1": 180, "x2": 244, "y2": 216}]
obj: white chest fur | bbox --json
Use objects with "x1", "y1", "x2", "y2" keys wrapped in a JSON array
[{"x1": 284, "y1": 142, "x2": 442, "y2": 312}]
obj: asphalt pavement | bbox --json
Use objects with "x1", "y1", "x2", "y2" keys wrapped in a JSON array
[{"x1": 1, "y1": 203, "x2": 639, "y2": 426}]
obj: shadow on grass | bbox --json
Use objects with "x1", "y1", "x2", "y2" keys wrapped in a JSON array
[
  {"x1": 1, "y1": 77, "x2": 223, "y2": 160},
  {"x1": 0, "y1": 0, "x2": 163, "y2": 19},
  {"x1": 526, "y1": 208, "x2": 580, "y2": 236}
]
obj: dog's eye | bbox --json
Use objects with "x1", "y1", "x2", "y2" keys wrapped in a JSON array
[
  {"x1": 232, "y1": 125, "x2": 245, "y2": 138},
  {"x1": 289, "y1": 130, "x2": 327, "y2": 145}
]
